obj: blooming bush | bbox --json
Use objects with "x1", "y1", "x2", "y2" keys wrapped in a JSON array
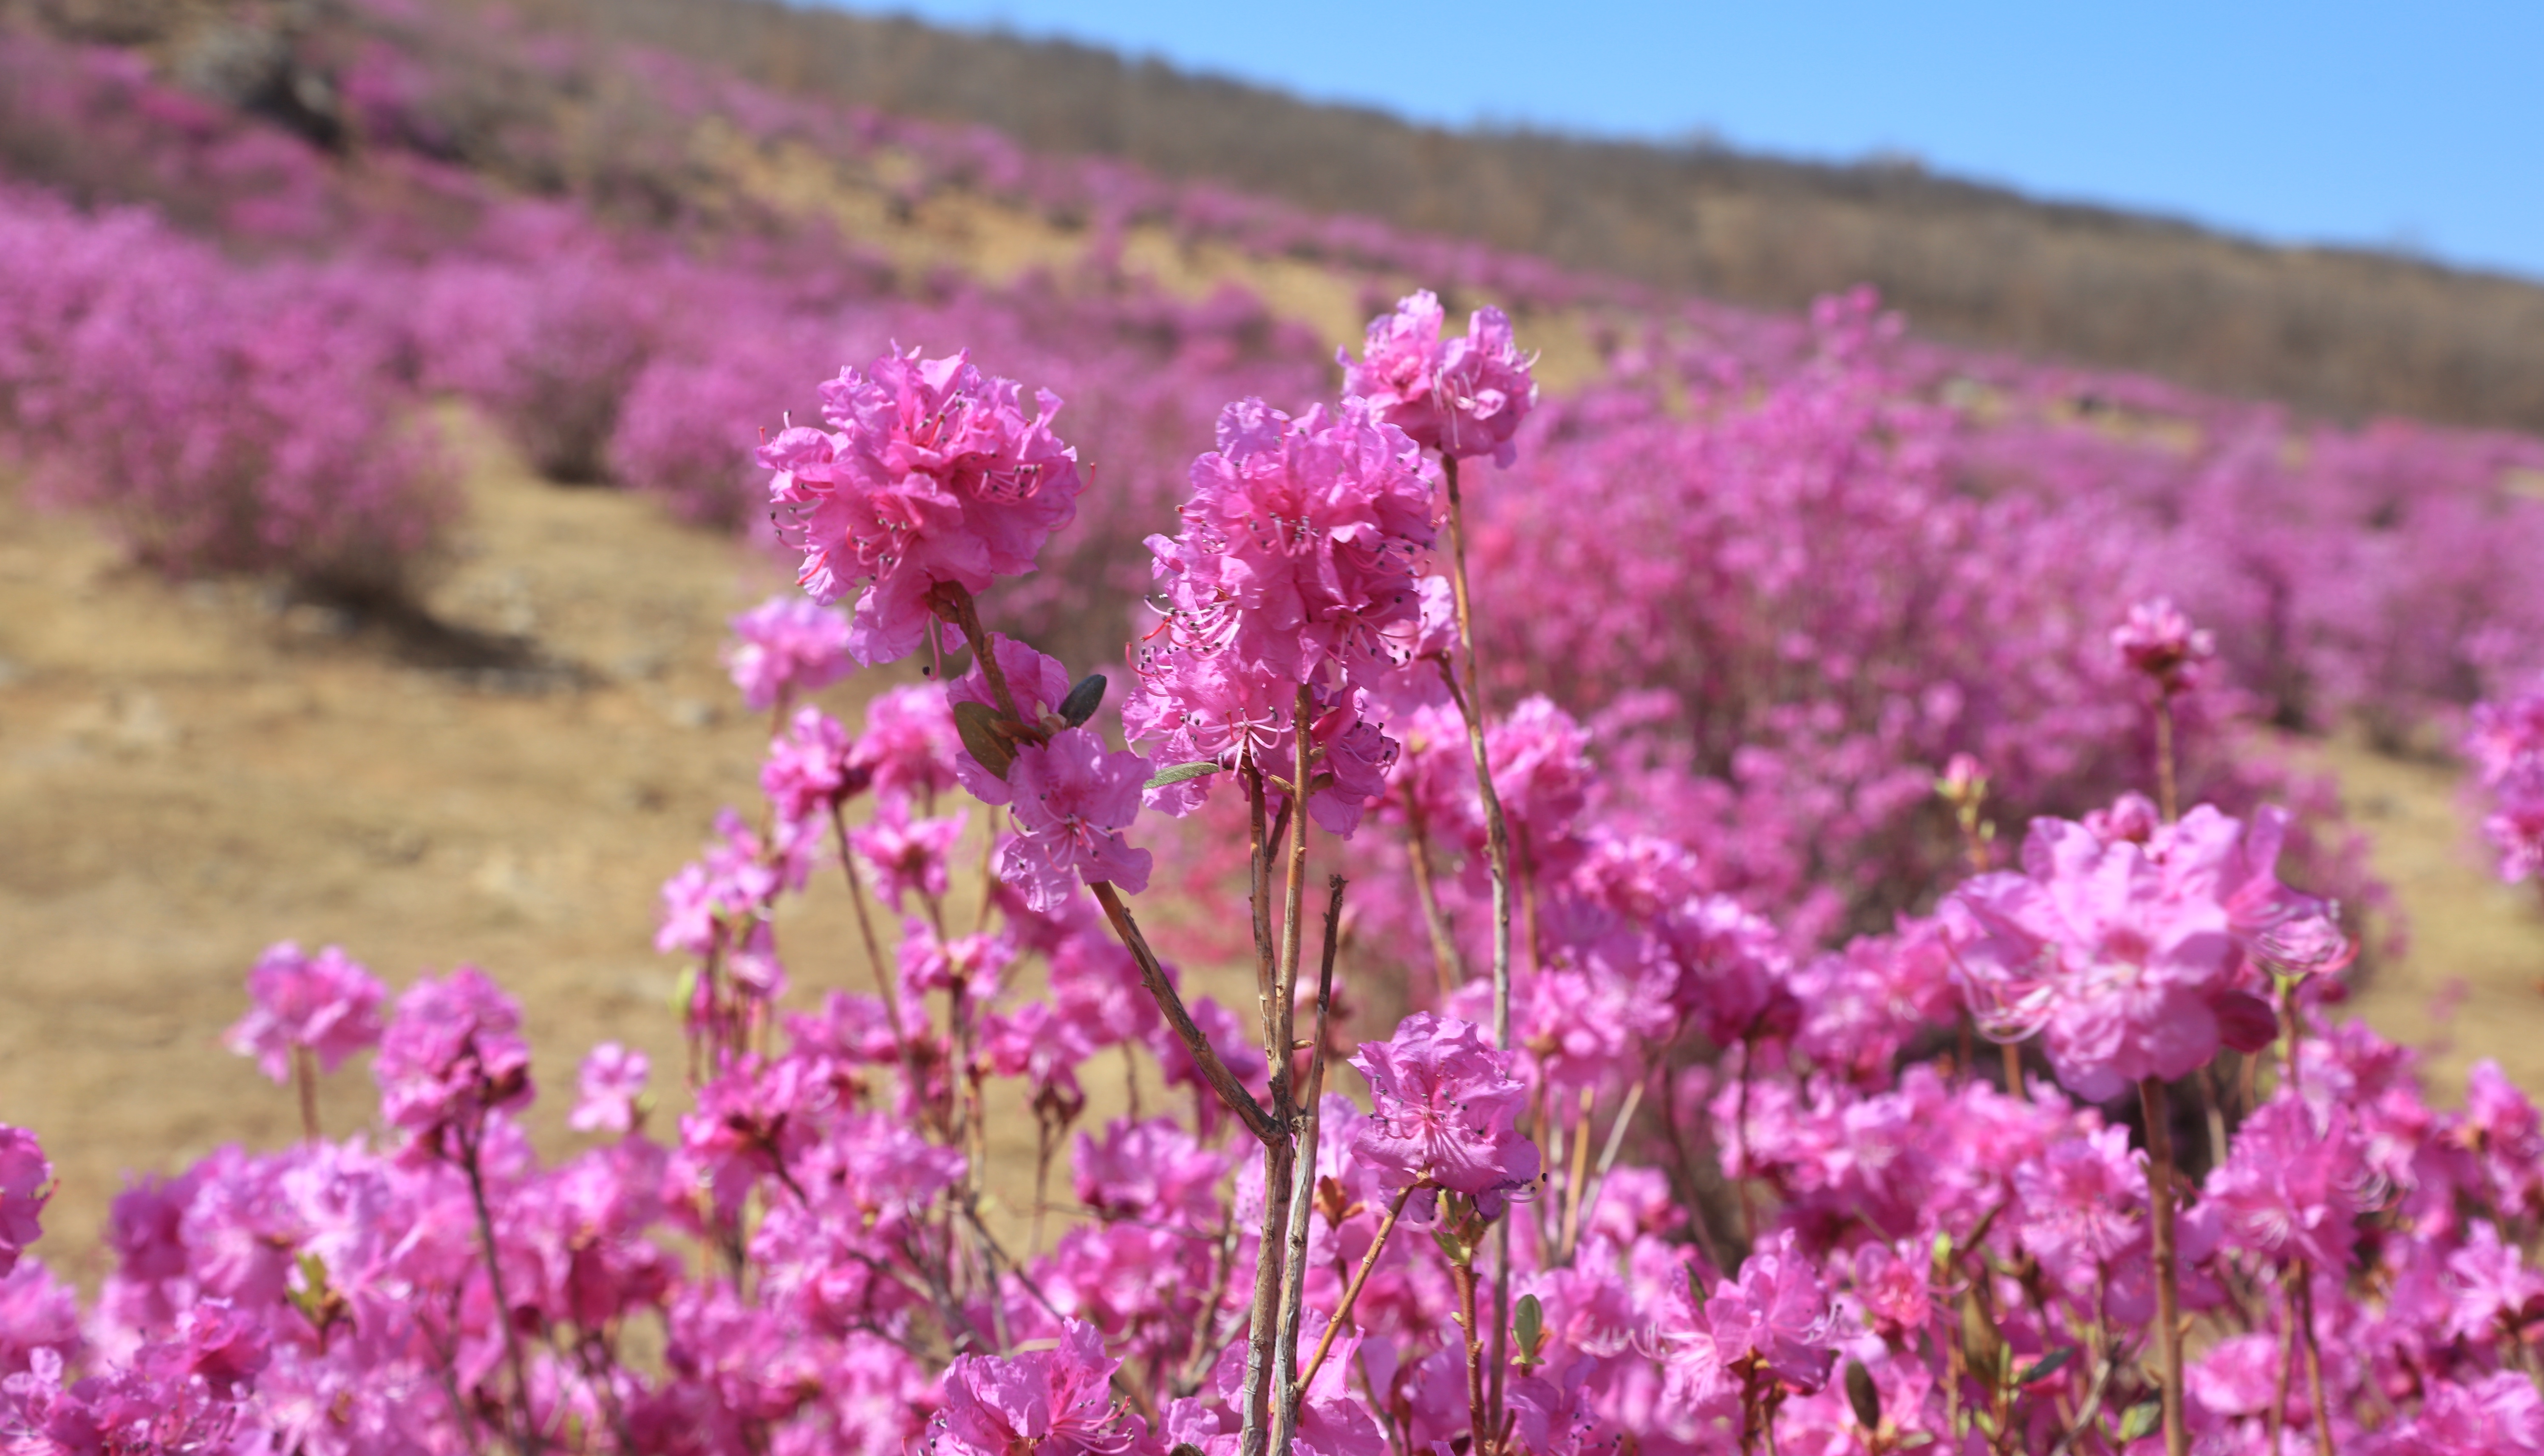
[{"x1": 8, "y1": 303, "x2": 2544, "y2": 1456}]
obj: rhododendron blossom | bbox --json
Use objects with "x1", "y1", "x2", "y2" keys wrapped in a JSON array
[
  {"x1": 223, "y1": 941, "x2": 386, "y2": 1084},
  {"x1": 1341, "y1": 289, "x2": 1539, "y2": 466},
  {"x1": 758, "y1": 348, "x2": 1082, "y2": 663},
  {"x1": 1000, "y1": 727, "x2": 1154, "y2": 910},
  {"x1": 722, "y1": 594, "x2": 855, "y2": 712},
  {"x1": 1945, "y1": 801, "x2": 2285, "y2": 1100},
  {"x1": 1350, "y1": 1012, "x2": 1541, "y2": 1217},
  {"x1": 929, "y1": 1319, "x2": 1143, "y2": 1456},
  {"x1": 0, "y1": 1128, "x2": 48, "y2": 1278}
]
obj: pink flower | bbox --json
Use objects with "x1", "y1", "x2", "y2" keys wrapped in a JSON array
[
  {"x1": 930, "y1": 1318, "x2": 1143, "y2": 1456},
  {"x1": 855, "y1": 682, "x2": 961, "y2": 801},
  {"x1": 760, "y1": 706, "x2": 870, "y2": 827},
  {"x1": 373, "y1": 966, "x2": 533, "y2": 1157},
  {"x1": 570, "y1": 1043, "x2": 649, "y2": 1136},
  {"x1": 948, "y1": 634, "x2": 1077, "y2": 807},
  {"x1": 0, "y1": 1128, "x2": 50, "y2": 1277},
  {"x1": 1350, "y1": 1012, "x2": 1542, "y2": 1219},
  {"x1": 759, "y1": 348, "x2": 1081, "y2": 665},
  {"x1": 222, "y1": 941, "x2": 387, "y2": 1085},
  {"x1": 999, "y1": 727, "x2": 1154, "y2": 912},
  {"x1": 849, "y1": 797, "x2": 967, "y2": 909},
  {"x1": 1704, "y1": 1230, "x2": 1839, "y2": 1395},
  {"x1": 2205, "y1": 1096, "x2": 2364, "y2": 1270},
  {"x1": 1072, "y1": 1118, "x2": 1230, "y2": 1227},
  {"x1": 1944, "y1": 803, "x2": 2281, "y2": 1100},
  {"x1": 1145, "y1": 396, "x2": 1435, "y2": 690},
  {"x1": 1341, "y1": 290, "x2": 1540, "y2": 467},
  {"x1": 2111, "y1": 596, "x2": 2216, "y2": 691},
  {"x1": 1126, "y1": 652, "x2": 1397, "y2": 836},
  {"x1": 722, "y1": 594, "x2": 855, "y2": 712}
]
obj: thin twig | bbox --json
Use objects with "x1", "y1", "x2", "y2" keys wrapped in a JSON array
[
  {"x1": 1089, "y1": 880, "x2": 1278, "y2": 1144},
  {"x1": 1296, "y1": 1181, "x2": 1418, "y2": 1396},
  {"x1": 1271, "y1": 877, "x2": 1348, "y2": 1451},
  {"x1": 2139, "y1": 1077, "x2": 2189, "y2": 1456}
]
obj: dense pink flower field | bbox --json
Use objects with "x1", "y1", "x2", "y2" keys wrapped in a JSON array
[
  {"x1": 8, "y1": 11, "x2": 2544, "y2": 1453},
  {"x1": 8, "y1": 290, "x2": 2544, "y2": 1456}
]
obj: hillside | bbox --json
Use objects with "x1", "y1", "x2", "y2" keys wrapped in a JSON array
[{"x1": 516, "y1": 0, "x2": 2544, "y2": 434}]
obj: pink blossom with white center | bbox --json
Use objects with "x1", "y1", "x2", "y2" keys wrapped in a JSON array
[
  {"x1": 1350, "y1": 1012, "x2": 1541, "y2": 1219},
  {"x1": 569, "y1": 1043, "x2": 649, "y2": 1136},
  {"x1": 758, "y1": 348, "x2": 1081, "y2": 666},
  {"x1": 223, "y1": 941, "x2": 387, "y2": 1085},
  {"x1": 998, "y1": 727, "x2": 1153, "y2": 913},
  {"x1": 722, "y1": 594, "x2": 854, "y2": 712}
]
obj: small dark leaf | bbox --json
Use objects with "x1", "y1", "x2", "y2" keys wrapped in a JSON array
[
  {"x1": 1843, "y1": 1359, "x2": 1882, "y2": 1431},
  {"x1": 2117, "y1": 1399, "x2": 2162, "y2": 1441},
  {"x1": 1427, "y1": 1223, "x2": 1472, "y2": 1267},
  {"x1": 1685, "y1": 1265, "x2": 1709, "y2": 1313},
  {"x1": 2017, "y1": 1346, "x2": 2076, "y2": 1385},
  {"x1": 953, "y1": 700, "x2": 1015, "y2": 780},
  {"x1": 1172, "y1": 1445, "x2": 1207, "y2": 1456},
  {"x1": 1145, "y1": 761, "x2": 1222, "y2": 790},
  {"x1": 1058, "y1": 672, "x2": 1108, "y2": 727}
]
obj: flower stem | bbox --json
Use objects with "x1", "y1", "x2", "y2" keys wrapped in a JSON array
[
  {"x1": 1437, "y1": 454, "x2": 1513, "y2": 1048},
  {"x1": 293, "y1": 1045, "x2": 320, "y2": 1143},
  {"x1": 1271, "y1": 876, "x2": 1348, "y2": 1453},
  {"x1": 2154, "y1": 689, "x2": 2180, "y2": 824},
  {"x1": 942, "y1": 583, "x2": 1019, "y2": 721},
  {"x1": 1402, "y1": 797, "x2": 1467, "y2": 1001},
  {"x1": 2295, "y1": 1269, "x2": 2335, "y2": 1456},
  {"x1": 1449, "y1": 1255, "x2": 1494, "y2": 1456},
  {"x1": 2138, "y1": 1076, "x2": 2188, "y2": 1456},
  {"x1": 1296, "y1": 1180, "x2": 1418, "y2": 1397},
  {"x1": 461, "y1": 1129, "x2": 540, "y2": 1456},
  {"x1": 1089, "y1": 880, "x2": 1278, "y2": 1144},
  {"x1": 1438, "y1": 451, "x2": 1517, "y2": 1444}
]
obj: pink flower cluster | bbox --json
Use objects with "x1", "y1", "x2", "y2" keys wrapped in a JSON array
[
  {"x1": 2467, "y1": 680, "x2": 2544, "y2": 884},
  {"x1": 759, "y1": 348, "x2": 1083, "y2": 664}
]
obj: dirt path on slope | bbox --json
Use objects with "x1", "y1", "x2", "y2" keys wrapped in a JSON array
[{"x1": 3, "y1": 420, "x2": 2541, "y2": 1280}]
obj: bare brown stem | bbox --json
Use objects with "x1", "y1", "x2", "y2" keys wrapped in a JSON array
[
  {"x1": 1439, "y1": 455, "x2": 1514, "y2": 1049},
  {"x1": 1296, "y1": 1181, "x2": 1419, "y2": 1397},
  {"x1": 1089, "y1": 880, "x2": 1278, "y2": 1144},
  {"x1": 1403, "y1": 797, "x2": 1468, "y2": 1001},
  {"x1": 1271, "y1": 876, "x2": 1348, "y2": 1453},
  {"x1": 2154, "y1": 690, "x2": 2180, "y2": 825},
  {"x1": 2295, "y1": 1269, "x2": 2335, "y2": 1456},
  {"x1": 943, "y1": 584, "x2": 1018, "y2": 722},
  {"x1": 293, "y1": 1045, "x2": 320, "y2": 1143},
  {"x1": 2139, "y1": 1077, "x2": 2189, "y2": 1456}
]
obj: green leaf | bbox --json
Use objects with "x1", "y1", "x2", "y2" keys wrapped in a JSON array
[
  {"x1": 1685, "y1": 1265, "x2": 1710, "y2": 1313},
  {"x1": 669, "y1": 965, "x2": 699, "y2": 1018},
  {"x1": 1514, "y1": 1294, "x2": 1545, "y2": 1360},
  {"x1": 954, "y1": 700, "x2": 1016, "y2": 780},
  {"x1": 1428, "y1": 1223, "x2": 1473, "y2": 1268},
  {"x1": 1144, "y1": 761, "x2": 1222, "y2": 790},
  {"x1": 1844, "y1": 1359, "x2": 1882, "y2": 1431},
  {"x1": 2017, "y1": 1347, "x2": 2076, "y2": 1385},
  {"x1": 1058, "y1": 673, "x2": 1108, "y2": 728},
  {"x1": 2117, "y1": 1399, "x2": 2162, "y2": 1442}
]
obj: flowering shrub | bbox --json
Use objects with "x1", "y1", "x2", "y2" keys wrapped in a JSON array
[
  {"x1": 8, "y1": 300, "x2": 2544, "y2": 1456},
  {"x1": 2467, "y1": 679, "x2": 2544, "y2": 889}
]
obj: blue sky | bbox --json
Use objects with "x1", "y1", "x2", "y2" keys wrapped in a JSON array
[{"x1": 817, "y1": 0, "x2": 2544, "y2": 281}]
